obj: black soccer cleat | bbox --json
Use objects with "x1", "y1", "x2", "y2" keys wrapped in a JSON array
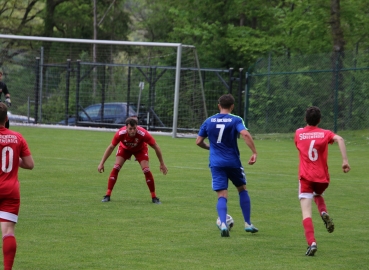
[
  {"x1": 152, "y1": 197, "x2": 161, "y2": 204},
  {"x1": 101, "y1": 195, "x2": 110, "y2": 202},
  {"x1": 321, "y1": 212, "x2": 334, "y2": 233},
  {"x1": 305, "y1": 242, "x2": 317, "y2": 256}
]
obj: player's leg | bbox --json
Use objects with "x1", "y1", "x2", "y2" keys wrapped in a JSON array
[
  {"x1": 136, "y1": 146, "x2": 160, "y2": 204},
  {"x1": 0, "y1": 198, "x2": 19, "y2": 270},
  {"x1": 138, "y1": 159, "x2": 160, "y2": 203},
  {"x1": 211, "y1": 167, "x2": 229, "y2": 237},
  {"x1": 313, "y1": 183, "x2": 334, "y2": 233},
  {"x1": 102, "y1": 145, "x2": 128, "y2": 202},
  {"x1": 1, "y1": 222, "x2": 16, "y2": 270},
  {"x1": 299, "y1": 179, "x2": 317, "y2": 256},
  {"x1": 229, "y1": 167, "x2": 258, "y2": 233}
]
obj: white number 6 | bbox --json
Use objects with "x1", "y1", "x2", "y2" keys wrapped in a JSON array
[{"x1": 308, "y1": 140, "x2": 318, "y2": 161}]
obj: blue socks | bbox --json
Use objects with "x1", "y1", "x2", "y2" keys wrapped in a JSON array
[
  {"x1": 239, "y1": 190, "x2": 251, "y2": 224},
  {"x1": 217, "y1": 197, "x2": 228, "y2": 225}
]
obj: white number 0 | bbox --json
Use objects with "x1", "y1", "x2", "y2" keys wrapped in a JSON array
[
  {"x1": 308, "y1": 140, "x2": 318, "y2": 161},
  {"x1": 216, "y1": 124, "x2": 225, "y2": 143},
  {"x1": 2, "y1": 147, "x2": 13, "y2": 173}
]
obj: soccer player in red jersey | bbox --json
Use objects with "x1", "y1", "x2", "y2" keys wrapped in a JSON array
[
  {"x1": 0, "y1": 102, "x2": 34, "y2": 269},
  {"x1": 295, "y1": 106, "x2": 350, "y2": 256},
  {"x1": 98, "y1": 117, "x2": 168, "y2": 204}
]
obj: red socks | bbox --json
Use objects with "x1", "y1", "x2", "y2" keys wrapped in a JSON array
[
  {"x1": 302, "y1": 217, "x2": 316, "y2": 245},
  {"x1": 314, "y1": 195, "x2": 327, "y2": 215},
  {"x1": 106, "y1": 164, "x2": 121, "y2": 196},
  {"x1": 3, "y1": 234, "x2": 16, "y2": 270},
  {"x1": 105, "y1": 165, "x2": 157, "y2": 198},
  {"x1": 143, "y1": 167, "x2": 156, "y2": 198}
]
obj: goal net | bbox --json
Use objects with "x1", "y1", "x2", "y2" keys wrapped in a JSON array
[{"x1": 0, "y1": 34, "x2": 206, "y2": 137}]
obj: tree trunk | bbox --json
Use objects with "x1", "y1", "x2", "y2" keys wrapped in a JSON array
[
  {"x1": 330, "y1": 0, "x2": 345, "y2": 130},
  {"x1": 43, "y1": 0, "x2": 67, "y2": 63}
]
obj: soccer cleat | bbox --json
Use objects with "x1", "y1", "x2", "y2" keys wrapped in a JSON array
[
  {"x1": 101, "y1": 195, "x2": 110, "y2": 202},
  {"x1": 305, "y1": 242, "x2": 317, "y2": 256},
  {"x1": 321, "y1": 212, "x2": 334, "y2": 233},
  {"x1": 152, "y1": 197, "x2": 161, "y2": 204},
  {"x1": 220, "y1": 223, "x2": 230, "y2": 237},
  {"x1": 245, "y1": 223, "x2": 259, "y2": 233}
]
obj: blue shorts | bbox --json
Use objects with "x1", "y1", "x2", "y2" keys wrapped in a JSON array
[{"x1": 211, "y1": 166, "x2": 247, "y2": 191}]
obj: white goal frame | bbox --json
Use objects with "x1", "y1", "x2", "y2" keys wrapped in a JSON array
[{"x1": 0, "y1": 34, "x2": 206, "y2": 138}]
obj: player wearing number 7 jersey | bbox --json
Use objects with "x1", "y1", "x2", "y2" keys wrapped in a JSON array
[
  {"x1": 0, "y1": 102, "x2": 34, "y2": 269},
  {"x1": 196, "y1": 94, "x2": 258, "y2": 237},
  {"x1": 295, "y1": 106, "x2": 350, "y2": 256}
]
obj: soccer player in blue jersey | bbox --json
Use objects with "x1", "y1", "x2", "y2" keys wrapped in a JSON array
[{"x1": 196, "y1": 94, "x2": 258, "y2": 237}]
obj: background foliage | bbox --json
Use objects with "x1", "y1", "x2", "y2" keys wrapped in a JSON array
[{"x1": 1, "y1": 0, "x2": 369, "y2": 69}]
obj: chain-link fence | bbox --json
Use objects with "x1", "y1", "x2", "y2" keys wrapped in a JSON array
[
  {"x1": 2, "y1": 36, "x2": 368, "y2": 134},
  {"x1": 0, "y1": 37, "x2": 237, "y2": 133},
  {"x1": 245, "y1": 52, "x2": 369, "y2": 133}
]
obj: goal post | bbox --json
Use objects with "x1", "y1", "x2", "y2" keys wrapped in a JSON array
[{"x1": 0, "y1": 34, "x2": 207, "y2": 137}]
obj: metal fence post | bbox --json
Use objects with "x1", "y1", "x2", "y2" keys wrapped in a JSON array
[
  {"x1": 65, "y1": 59, "x2": 71, "y2": 124},
  {"x1": 228, "y1": 68, "x2": 234, "y2": 94},
  {"x1": 75, "y1": 60, "x2": 81, "y2": 124},
  {"x1": 244, "y1": 72, "x2": 250, "y2": 128},
  {"x1": 34, "y1": 57, "x2": 40, "y2": 124},
  {"x1": 238, "y1": 68, "x2": 244, "y2": 117},
  {"x1": 334, "y1": 52, "x2": 339, "y2": 133}
]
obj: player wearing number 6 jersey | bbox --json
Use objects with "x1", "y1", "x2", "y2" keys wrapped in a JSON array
[
  {"x1": 0, "y1": 102, "x2": 34, "y2": 269},
  {"x1": 196, "y1": 94, "x2": 258, "y2": 237},
  {"x1": 295, "y1": 106, "x2": 350, "y2": 256}
]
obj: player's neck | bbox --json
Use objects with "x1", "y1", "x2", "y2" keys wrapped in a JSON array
[{"x1": 219, "y1": 109, "x2": 231, "y2": 114}]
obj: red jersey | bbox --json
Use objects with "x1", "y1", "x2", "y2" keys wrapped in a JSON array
[
  {"x1": 294, "y1": 126, "x2": 335, "y2": 183},
  {"x1": 112, "y1": 126, "x2": 156, "y2": 153},
  {"x1": 0, "y1": 127, "x2": 32, "y2": 198}
]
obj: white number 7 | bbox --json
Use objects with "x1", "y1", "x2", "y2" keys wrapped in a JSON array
[
  {"x1": 308, "y1": 140, "x2": 318, "y2": 161},
  {"x1": 216, "y1": 124, "x2": 225, "y2": 143}
]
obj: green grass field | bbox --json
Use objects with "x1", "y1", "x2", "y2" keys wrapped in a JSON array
[{"x1": 9, "y1": 126, "x2": 369, "y2": 269}]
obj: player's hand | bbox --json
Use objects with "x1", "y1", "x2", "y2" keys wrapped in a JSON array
[
  {"x1": 248, "y1": 153, "x2": 257, "y2": 165},
  {"x1": 5, "y1": 98, "x2": 11, "y2": 107},
  {"x1": 342, "y1": 163, "x2": 350, "y2": 173},
  {"x1": 160, "y1": 164, "x2": 168, "y2": 175},
  {"x1": 98, "y1": 164, "x2": 104, "y2": 173}
]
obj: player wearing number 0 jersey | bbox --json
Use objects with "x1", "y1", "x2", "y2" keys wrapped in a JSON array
[
  {"x1": 196, "y1": 94, "x2": 258, "y2": 237},
  {"x1": 0, "y1": 102, "x2": 34, "y2": 269},
  {"x1": 294, "y1": 106, "x2": 350, "y2": 256}
]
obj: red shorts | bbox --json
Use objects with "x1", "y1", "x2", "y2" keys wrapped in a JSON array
[
  {"x1": 299, "y1": 178, "x2": 329, "y2": 199},
  {"x1": 0, "y1": 197, "x2": 20, "y2": 223},
  {"x1": 116, "y1": 144, "x2": 149, "y2": 163}
]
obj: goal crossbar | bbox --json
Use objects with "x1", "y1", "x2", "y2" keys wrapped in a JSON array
[{"x1": 0, "y1": 34, "x2": 204, "y2": 137}]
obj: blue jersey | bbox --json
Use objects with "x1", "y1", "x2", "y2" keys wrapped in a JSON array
[{"x1": 198, "y1": 113, "x2": 247, "y2": 168}]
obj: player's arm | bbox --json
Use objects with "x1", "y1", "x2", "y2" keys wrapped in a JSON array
[
  {"x1": 333, "y1": 134, "x2": 350, "y2": 173},
  {"x1": 150, "y1": 143, "x2": 168, "y2": 175},
  {"x1": 196, "y1": 135, "x2": 209, "y2": 150},
  {"x1": 19, "y1": 155, "x2": 34, "y2": 170},
  {"x1": 97, "y1": 143, "x2": 115, "y2": 173},
  {"x1": 240, "y1": 129, "x2": 257, "y2": 165}
]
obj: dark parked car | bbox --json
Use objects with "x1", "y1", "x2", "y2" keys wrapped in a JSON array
[{"x1": 59, "y1": 102, "x2": 137, "y2": 126}]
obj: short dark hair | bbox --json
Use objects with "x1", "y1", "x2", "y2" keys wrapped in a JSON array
[
  {"x1": 218, "y1": 94, "x2": 235, "y2": 109},
  {"x1": 0, "y1": 102, "x2": 7, "y2": 124},
  {"x1": 125, "y1": 116, "x2": 138, "y2": 127},
  {"x1": 305, "y1": 106, "x2": 321, "y2": 126}
]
